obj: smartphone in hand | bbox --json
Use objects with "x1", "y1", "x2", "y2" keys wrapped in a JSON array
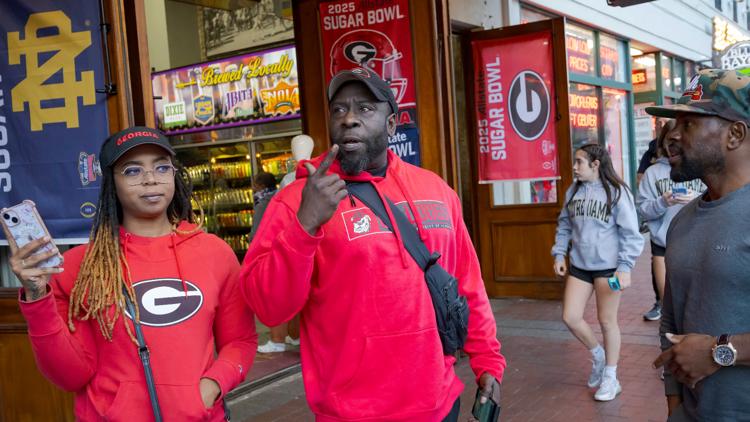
[
  {"x1": 472, "y1": 386, "x2": 501, "y2": 422},
  {"x1": 672, "y1": 186, "x2": 688, "y2": 197},
  {"x1": 1, "y1": 200, "x2": 62, "y2": 268}
]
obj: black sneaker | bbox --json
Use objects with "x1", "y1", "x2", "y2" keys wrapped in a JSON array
[{"x1": 643, "y1": 303, "x2": 661, "y2": 321}]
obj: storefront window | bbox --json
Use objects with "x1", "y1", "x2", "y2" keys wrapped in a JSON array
[
  {"x1": 491, "y1": 180, "x2": 557, "y2": 206},
  {"x1": 599, "y1": 34, "x2": 626, "y2": 82},
  {"x1": 569, "y1": 83, "x2": 599, "y2": 150},
  {"x1": 603, "y1": 88, "x2": 631, "y2": 182},
  {"x1": 673, "y1": 59, "x2": 685, "y2": 91},
  {"x1": 662, "y1": 54, "x2": 672, "y2": 92},
  {"x1": 632, "y1": 54, "x2": 656, "y2": 93},
  {"x1": 566, "y1": 24, "x2": 596, "y2": 77},
  {"x1": 520, "y1": 7, "x2": 554, "y2": 24}
]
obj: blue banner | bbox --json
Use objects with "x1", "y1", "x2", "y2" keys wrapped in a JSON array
[{"x1": 0, "y1": 0, "x2": 109, "y2": 241}]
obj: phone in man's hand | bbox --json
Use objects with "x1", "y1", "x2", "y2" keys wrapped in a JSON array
[{"x1": 472, "y1": 386, "x2": 501, "y2": 422}]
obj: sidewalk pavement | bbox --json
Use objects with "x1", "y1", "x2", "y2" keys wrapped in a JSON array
[{"x1": 229, "y1": 244, "x2": 667, "y2": 421}]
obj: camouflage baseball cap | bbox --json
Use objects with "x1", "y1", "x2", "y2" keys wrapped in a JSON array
[{"x1": 646, "y1": 68, "x2": 750, "y2": 123}]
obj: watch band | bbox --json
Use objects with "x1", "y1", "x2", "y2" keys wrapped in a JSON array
[{"x1": 718, "y1": 334, "x2": 730, "y2": 345}]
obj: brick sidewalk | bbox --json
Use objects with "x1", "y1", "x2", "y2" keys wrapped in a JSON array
[{"x1": 230, "y1": 244, "x2": 667, "y2": 421}]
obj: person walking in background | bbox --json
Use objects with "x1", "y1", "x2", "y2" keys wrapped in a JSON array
[
  {"x1": 649, "y1": 69, "x2": 750, "y2": 421},
  {"x1": 250, "y1": 171, "x2": 300, "y2": 353},
  {"x1": 553, "y1": 143, "x2": 644, "y2": 402},
  {"x1": 8, "y1": 127, "x2": 257, "y2": 421},
  {"x1": 636, "y1": 120, "x2": 704, "y2": 323},
  {"x1": 240, "y1": 68, "x2": 505, "y2": 421},
  {"x1": 636, "y1": 118, "x2": 667, "y2": 321}
]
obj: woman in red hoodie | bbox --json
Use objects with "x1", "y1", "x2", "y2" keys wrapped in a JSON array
[{"x1": 8, "y1": 127, "x2": 257, "y2": 421}]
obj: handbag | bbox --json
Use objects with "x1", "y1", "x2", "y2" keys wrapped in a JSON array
[{"x1": 347, "y1": 182, "x2": 469, "y2": 355}]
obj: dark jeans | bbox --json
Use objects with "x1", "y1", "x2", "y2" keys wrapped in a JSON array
[{"x1": 442, "y1": 398, "x2": 460, "y2": 422}]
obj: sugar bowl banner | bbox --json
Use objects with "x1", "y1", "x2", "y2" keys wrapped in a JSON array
[{"x1": 152, "y1": 45, "x2": 300, "y2": 136}]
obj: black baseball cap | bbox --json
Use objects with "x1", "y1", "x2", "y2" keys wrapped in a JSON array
[
  {"x1": 328, "y1": 67, "x2": 399, "y2": 114},
  {"x1": 100, "y1": 126, "x2": 175, "y2": 167}
]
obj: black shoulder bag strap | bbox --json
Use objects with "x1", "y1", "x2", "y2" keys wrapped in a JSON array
[
  {"x1": 346, "y1": 182, "x2": 438, "y2": 271},
  {"x1": 122, "y1": 285, "x2": 163, "y2": 422}
]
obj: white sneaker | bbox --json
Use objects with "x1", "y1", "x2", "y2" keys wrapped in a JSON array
[
  {"x1": 587, "y1": 355, "x2": 606, "y2": 388},
  {"x1": 285, "y1": 335, "x2": 300, "y2": 346},
  {"x1": 257, "y1": 340, "x2": 285, "y2": 353},
  {"x1": 594, "y1": 376, "x2": 622, "y2": 401}
]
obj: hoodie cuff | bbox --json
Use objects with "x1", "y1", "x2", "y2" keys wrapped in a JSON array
[
  {"x1": 656, "y1": 195, "x2": 670, "y2": 212},
  {"x1": 202, "y1": 359, "x2": 243, "y2": 402},
  {"x1": 554, "y1": 254, "x2": 566, "y2": 262},
  {"x1": 18, "y1": 286, "x2": 66, "y2": 337},
  {"x1": 616, "y1": 263, "x2": 632, "y2": 273},
  {"x1": 278, "y1": 214, "x2": 324, "y2": 258}
]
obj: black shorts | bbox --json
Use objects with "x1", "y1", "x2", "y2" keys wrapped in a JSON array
[
  {"x1": 651, "y1": 241, "x2": 666, "y2": 257},
  {"x1": 569, "y1": 265, "x2": 616, "y2": 284}
]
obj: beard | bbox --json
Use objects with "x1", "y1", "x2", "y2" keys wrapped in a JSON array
[
  {"x1": 336, "y1": 131, "x2": 389, "y2": 175},
  {"x1": 670, "y1": 143, "x2": 725, "y2": 182}
]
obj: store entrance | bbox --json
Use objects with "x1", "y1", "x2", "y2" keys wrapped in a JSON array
[{"x1": 455, "y1": 18, "x2": 574, "y2": 300}]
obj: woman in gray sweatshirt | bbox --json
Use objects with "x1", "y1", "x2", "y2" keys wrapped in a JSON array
[
  {"x1": 552, "y1": 143, "x2": 644, "y2": 402},
  {"x1": 636, "y1": 121, "x2": 704, "y2": 314}
]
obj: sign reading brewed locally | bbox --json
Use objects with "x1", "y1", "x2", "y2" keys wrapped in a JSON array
[
  {"x1": 471, "y1": 30, "x2": 560, "y2": 182},
  {"x1": 151, "y1": 45, "x2": 300, "y2": 136},
  {"x1": 719, "y1": 41, "x2": 750, "y2": 70}
]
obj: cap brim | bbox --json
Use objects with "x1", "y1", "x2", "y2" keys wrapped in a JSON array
[
  {"x1": 327, "y1": 72, "x2": 390, "y2": 104},
  {"x1": 645, "y1": 104, "x2": 719, "y2": 118},
  {"x1": 108, "y1": 140, "x2": 175, "y2": 167}
]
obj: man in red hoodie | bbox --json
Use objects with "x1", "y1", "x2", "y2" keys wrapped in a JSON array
[{"x1": 241, "y1": 68, "x2": 506, "y2": 421}]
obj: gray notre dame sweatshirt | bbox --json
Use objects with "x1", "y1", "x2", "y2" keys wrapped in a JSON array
[
  {"x1": 552, "y1": 181, "x2": 644, "y2": 272},
  {"x1": 636, "y1": 158, "x2": 705, "y2": 248},
  {"x1": 661, "y1": 183, "x2": 750, "y2": 421}
]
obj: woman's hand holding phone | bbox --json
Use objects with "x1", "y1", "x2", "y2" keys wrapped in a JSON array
[{"x1": 9, "y1": 237, "x2": 64, "y2": 301}]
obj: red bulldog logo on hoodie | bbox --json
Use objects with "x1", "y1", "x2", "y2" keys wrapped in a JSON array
[{"x1": 125, "y1": 278, "x2": 204, "y2": 327}]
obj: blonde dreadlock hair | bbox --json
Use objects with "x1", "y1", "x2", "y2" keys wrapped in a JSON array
[{"x1": 68, "y1": 159, "x2": 202, "y2": 343}]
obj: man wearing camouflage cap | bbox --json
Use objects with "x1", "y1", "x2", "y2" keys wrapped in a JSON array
[{"x1": 650, "y1": 68, "x2": 750, "y2": 421}]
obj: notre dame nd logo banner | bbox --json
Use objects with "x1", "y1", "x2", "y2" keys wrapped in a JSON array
[{"x1": 8, "y1": 11, "x2": 96, "y2": 131}]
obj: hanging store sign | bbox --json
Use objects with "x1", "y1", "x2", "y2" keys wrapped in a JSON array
[
  {"x1": 0, "y1": 0, "x2": 109, "y2": 241},
  {"x1": 719, "y1": 41, "x2": 750, "y2": 69},
  {"x1": 151, "y1": 45, "x2": 300, "y2": 136},
  {"x1": 319, "y1": 0, "x2": 421, "y2": 166},
  {"x1": 471, "y1": 30, "x2": 560, "y2": 183}
]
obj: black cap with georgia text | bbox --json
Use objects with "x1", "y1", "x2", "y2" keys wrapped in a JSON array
[
  {"x1": 100, "y1": 126, "x2": 175, "y2": 167},
  {"x1": 328, "y1": 67, "x2": 399, "y2": 114}
]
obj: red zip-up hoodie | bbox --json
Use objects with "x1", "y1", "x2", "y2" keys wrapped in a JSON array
[
  {"x1": 241, "y1": 150, "x2": 506, "y2": 421},
  {"x1": 19, "y1": 221, "x2": 257, "y2": 421}
]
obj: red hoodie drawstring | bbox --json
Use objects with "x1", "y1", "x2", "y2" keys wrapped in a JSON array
[{"x1": 171, "y1": 233, "x2": 189, "y2": 297}]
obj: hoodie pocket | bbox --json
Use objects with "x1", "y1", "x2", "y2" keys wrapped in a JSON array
[
  {"x1": 330, "y1": 328, "x2": 446, "y2": 419},
  {"x1": 103, "y1": 381, "x2": 148, "y2": 421},
  {"x1": 102, "y1": 382, "x2": 212, "y2": 421}
]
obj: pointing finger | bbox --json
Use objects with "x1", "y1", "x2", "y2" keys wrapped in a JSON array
[{"x1": 316, "y1": 145, "x2": 339, "y2": 175}]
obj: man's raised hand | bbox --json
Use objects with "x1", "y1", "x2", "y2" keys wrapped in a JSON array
[{"x1": 297, "y1": 145, "x2": 348, "y2": 235}]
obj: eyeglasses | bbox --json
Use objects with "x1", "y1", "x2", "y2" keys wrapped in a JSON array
[{"x1": 119, "y1": 164, "x2": 176, "y2": 183}]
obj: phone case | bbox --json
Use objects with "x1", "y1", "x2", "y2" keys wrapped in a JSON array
[
  {"x1": 1, "y1": 200, "x2": 62, "y2": 268},
  {"x1": 607, "y1": 276, "x2": 621, "y2": 291},
  {"x1": 672, "y1": 187, "x2": 688, "y2": 195}
]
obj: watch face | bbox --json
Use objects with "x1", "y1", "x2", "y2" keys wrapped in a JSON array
[{"x1": 714, "y1": 345, "x2": 736, "y2": 366}]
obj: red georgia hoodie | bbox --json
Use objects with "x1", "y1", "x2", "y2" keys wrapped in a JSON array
[
  {"x1": 19, "y1": 221, "x2": 257, "y2": 421},
  {"x1": 241, "y1": 150, "x2": 506, "y2": 421}
]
